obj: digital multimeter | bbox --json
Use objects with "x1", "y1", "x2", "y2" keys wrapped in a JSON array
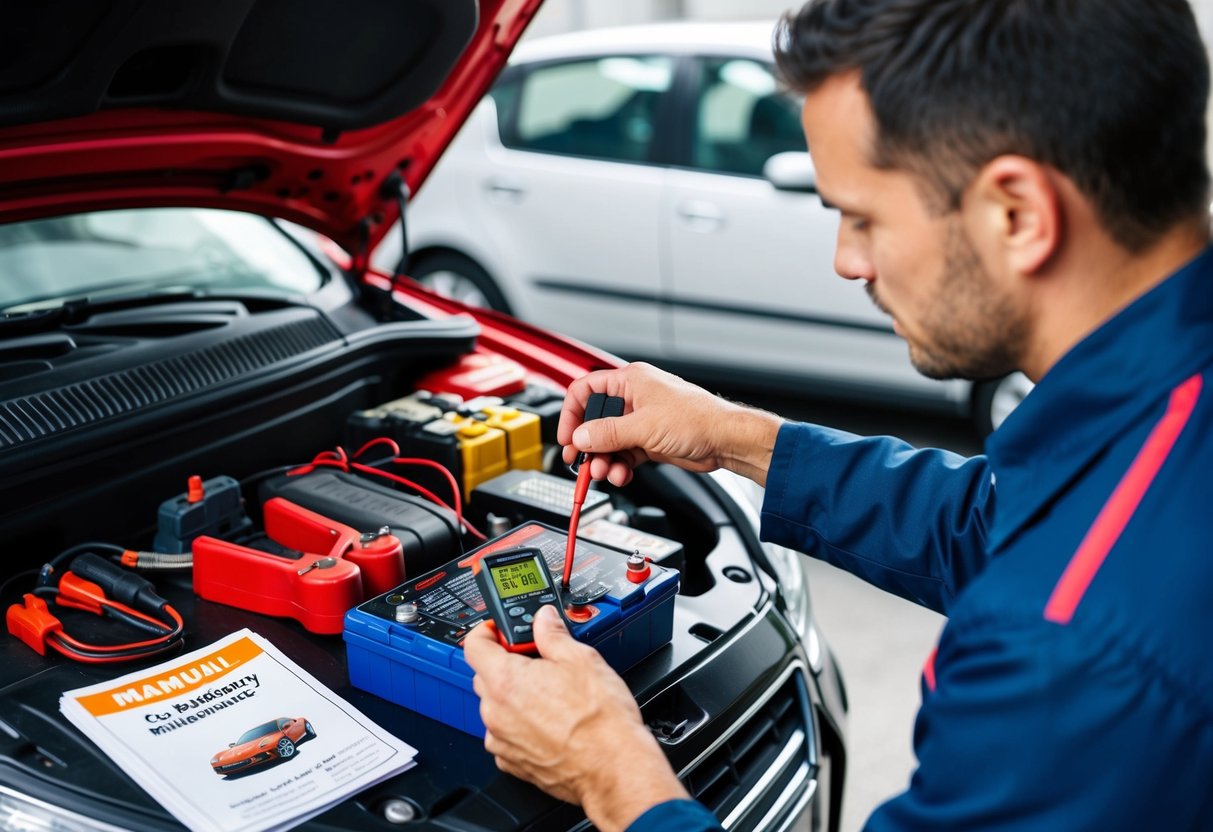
[{"x1": 472, "y1": 546, "x2": 568, "y2": 653}]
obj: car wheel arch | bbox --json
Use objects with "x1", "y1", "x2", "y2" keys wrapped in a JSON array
[{"x1": 404, "y1": 247, "x2": 514, "y2": 314}]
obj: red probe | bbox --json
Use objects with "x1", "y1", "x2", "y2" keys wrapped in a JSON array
[
  {"x1": 561, "y1": 394, "x2": 624, "y2": 592},
  {"x1": 562, "y1": 452, "x2": 592, "y2": 591}
]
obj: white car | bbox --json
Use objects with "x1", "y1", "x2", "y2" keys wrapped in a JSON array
[{"x1": 374, "y1": 21, "x2": 1031, "y2": 434}]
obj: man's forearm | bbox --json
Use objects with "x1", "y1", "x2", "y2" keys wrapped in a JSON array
[
  {"x1": 580, "y1": 724, "x2": 689, "y2": 831},
  {"x1": 718, "y1": 405, "x2": 783, "y2": 487}
]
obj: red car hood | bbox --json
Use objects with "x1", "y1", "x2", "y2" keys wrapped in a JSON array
[{"x1": 0, "y1": 0, "x2": 541, "y2": 272}]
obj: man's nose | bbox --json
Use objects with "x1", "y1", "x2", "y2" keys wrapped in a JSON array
[{"x1": 834, "y1": 226, "x2": 874, "y2": 282}]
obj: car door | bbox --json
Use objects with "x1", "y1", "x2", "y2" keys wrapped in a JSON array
[
  {"x1": 472, "y1": 55, "x2": 675, "y2": 358},
  {"x1": 663, "y1": 54, "x2": 944, "y2": 397}
]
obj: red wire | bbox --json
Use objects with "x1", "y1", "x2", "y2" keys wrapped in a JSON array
[
  {"x1": 353, "y1": 437, "x2": 402, "y2": 458},
  {"x1": 289, "y1": 443, "x2": 487, "y2": 541},
  {"x1": 48, "y1": 635, "x2": 180, "y2": 664},
  {"x1": 55, "y1": 604, "x2": 183, "y2": 652}
]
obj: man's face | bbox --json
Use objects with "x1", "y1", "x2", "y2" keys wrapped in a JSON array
[{"x1": 802, "y1": 72, "x2": 1025, "y2": 381}]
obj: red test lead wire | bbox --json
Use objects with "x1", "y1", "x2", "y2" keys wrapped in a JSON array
[
  {"x1": 562, "y1": 453, "x2": 592, "y2": 591},
  {"x1": 560, "y1": 395, "x2": 624, "y2": 592}
]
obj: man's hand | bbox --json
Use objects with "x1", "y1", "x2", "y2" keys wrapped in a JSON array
[
  {"x1": 464, "y1": 605, "x2": 688, "y2": 831},
  {"x1": 557, "y1": 362, "x2": 783, "y2": 487}
]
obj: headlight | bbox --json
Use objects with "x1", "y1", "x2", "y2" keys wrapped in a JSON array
[
  {"x1": 0, "y1": 785, "x2": 133, "y2": 832},
  {"x1": 763, "y1": 541, "x2": 810, "y2": 637}
]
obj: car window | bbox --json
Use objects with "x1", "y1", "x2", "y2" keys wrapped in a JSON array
[
  {"x1": 236, "y1": 720, "x2": 282, "y2": 744},
  {"x1": 0, "y1": 207, "x2": 326, "y2": 312},
  {"x1": 505, "y1": 56, "x2": 674, "y2": 163},
  {"x1": 691, "y1": 57, "x2": 806, "y2": 177}
]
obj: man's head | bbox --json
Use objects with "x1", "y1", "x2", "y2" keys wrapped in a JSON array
[{"x1": 775, "y1": 0, "x2": 1211, "y2": 381}]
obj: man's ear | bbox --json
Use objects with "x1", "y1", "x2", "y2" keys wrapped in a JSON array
[{"x1": 967, "y1": 155, "x2": 1060, "y2": 276}]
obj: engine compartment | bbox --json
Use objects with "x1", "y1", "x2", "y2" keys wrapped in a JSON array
[{"x1": 0, "y1": 281, "x2": 807, "y2": 830}]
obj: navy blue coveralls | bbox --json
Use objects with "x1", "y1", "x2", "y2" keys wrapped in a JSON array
[{"x1": 629, "y1": 247, "x2": 1213, "y2": 830}]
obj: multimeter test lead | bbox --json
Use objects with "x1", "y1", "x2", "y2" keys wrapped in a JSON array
[
  {"x1": 562, "y1": 453, "x2": 592, "y2": 592},
  {"x1": 562, "y1": 393, "x2": 625, "y2": 593}
]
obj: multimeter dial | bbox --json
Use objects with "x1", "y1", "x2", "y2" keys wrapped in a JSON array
[{"x1": 472, "y1": 546, "x2": 567, "y2": 653}]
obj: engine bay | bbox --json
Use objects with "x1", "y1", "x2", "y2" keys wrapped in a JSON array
[{"x1": 0, "y1": 284, "x2": 801, "y2": 830}]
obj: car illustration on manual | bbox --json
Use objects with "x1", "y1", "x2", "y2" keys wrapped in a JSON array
[{"x1": 210, "y1": 717, "x2": 317, "y2": 777}]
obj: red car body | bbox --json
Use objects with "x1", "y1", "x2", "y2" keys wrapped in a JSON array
[{"x1": 211, "y1": 717, "x2": 316, "y2": 776}]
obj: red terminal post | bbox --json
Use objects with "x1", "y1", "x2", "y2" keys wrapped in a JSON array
[
  {"x1": 564, "y1": 598, "x2": 596, "y2": 623},
  {"x1": 187, "y1": 475, "x2": 205, "y2": 504},
  {"x1": 625, "y1": 551, "x2": 652, "y2": 584}
]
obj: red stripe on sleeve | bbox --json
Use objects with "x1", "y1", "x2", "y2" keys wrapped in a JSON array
[
  {"x1": 1044, "y1": 374, "x2": 1203, "y2": 625},
  {"x1": 923, "y1": 646, "x2": 938, "y2": 692}
]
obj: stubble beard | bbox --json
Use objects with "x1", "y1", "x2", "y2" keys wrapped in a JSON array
[{"x1": 871, "y1": 220, "x2": 1026, "y2": 382}]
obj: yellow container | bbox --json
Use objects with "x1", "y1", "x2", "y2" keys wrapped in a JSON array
[
  {"x1": 442, "y1": 414, "x2": 509, "y2": 498},
  {"x1": 481, "y1": 406, "x2": 543, "y2": 472}
]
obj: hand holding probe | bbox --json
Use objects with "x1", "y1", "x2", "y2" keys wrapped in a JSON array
[{"x1": 562, "y1": 393, "x2": 625, "y2": 592}]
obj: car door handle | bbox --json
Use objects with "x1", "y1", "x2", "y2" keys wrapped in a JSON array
[
  {"x1": 676, "y1": 200, "x2": 725, "y2": 231},
  {"x1": 485, "y1": 178, "x2": 526, "y2": 201}
]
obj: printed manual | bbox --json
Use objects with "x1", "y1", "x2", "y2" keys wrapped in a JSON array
[{"x1": 60, "y1": 628, "x2": 417, "y2": 832}]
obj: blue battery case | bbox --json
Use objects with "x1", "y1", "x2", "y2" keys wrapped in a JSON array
[{"x1": 344, "y1": 521, "x2": 679, "y2": 736}]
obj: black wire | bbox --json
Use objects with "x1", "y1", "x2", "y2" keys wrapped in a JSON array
[
  {"x1": 49, "y1": 633, "x2": 184, "y2": 662},
  {"x1": 33, "y1": 585, "x2": 181, "y2": 642},
  {"x1": 40, "y1": 542, "x2": 126, "y2": 587}
]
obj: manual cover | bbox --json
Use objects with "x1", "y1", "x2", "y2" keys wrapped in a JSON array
[{"x1": 60, "y1": 628, "x2": 417, "y2": 832}]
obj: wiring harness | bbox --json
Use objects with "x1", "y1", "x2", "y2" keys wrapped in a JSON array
[
  {"x1": 6, "y1": 545, "x2": 184, "y2": 664},
  {"x1": 286, "y1": 437, "x2": 486, "y2": 542}
]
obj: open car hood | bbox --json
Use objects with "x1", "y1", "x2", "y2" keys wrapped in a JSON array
[{"x1": 0, "y1": 0, "x2": 540, "y2": 271}]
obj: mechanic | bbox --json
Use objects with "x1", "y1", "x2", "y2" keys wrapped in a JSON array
[{"x1": 464, "y1": 0, "x2": 1213, "y2": 829}]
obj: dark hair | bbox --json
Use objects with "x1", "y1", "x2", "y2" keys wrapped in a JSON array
[{"x1": 775, "y1": 0, "x2": 1211, "y2": 251}]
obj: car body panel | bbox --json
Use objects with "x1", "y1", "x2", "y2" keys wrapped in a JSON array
[
  {"x1": 389, "y1": 21, "x2": 972, "y2": 414},
  {"x1": 0, "y1": 0, "x2": 544, "y2": 265}
]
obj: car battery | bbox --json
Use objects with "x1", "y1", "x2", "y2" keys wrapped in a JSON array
[
  {"x1": 505, "y1": 383, "x2": 565, "y2": 440},
  {"x1": 344, "y1": 521, "x2": 680, "y2": 737},
  {"x1": 577, "y1": 517, "x2": 685, "y2": 576},
  {"x1": 471, "y1": 469, "x2": 611, "y2": 529},
  {"x1": 346, "y1": 394, "x2": 511, "y2": 501},
  {"x1": 258, "y1": 469, "x2": 461, "y2": 576},
  {"x1": 479, "y1": 405, "x2": 542, "y2": 472},
  {"x1": 439, "y1": 414, "x2": 508, "y2": 497}
]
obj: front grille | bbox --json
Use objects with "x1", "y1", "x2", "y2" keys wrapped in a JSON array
[{"x1": 682, "y1": 666, "x2": 815, "y2": 831}]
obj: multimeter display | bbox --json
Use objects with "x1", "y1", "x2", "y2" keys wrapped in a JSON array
[
  {"x1": 473, "y1": 546, "x2": 566, "y2": 653},
  {"x1": 490, "y1": 560, "x2": 549, "y2": 599}
]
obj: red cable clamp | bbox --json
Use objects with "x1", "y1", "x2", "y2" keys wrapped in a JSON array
[
  {"x1": 55, "y1": 572, "x2": 108, "y2": 615},
  {"x1": 5, "y1": 594, "x2": 62, "y2": 656}
]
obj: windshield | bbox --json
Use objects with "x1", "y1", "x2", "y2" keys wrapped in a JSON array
[
  {"x1": 0, "y1": 208, "x2": 326, "y2": 313},
  {"x1": 235, "y1": 720, "x2": 284, "y2": 745}
]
